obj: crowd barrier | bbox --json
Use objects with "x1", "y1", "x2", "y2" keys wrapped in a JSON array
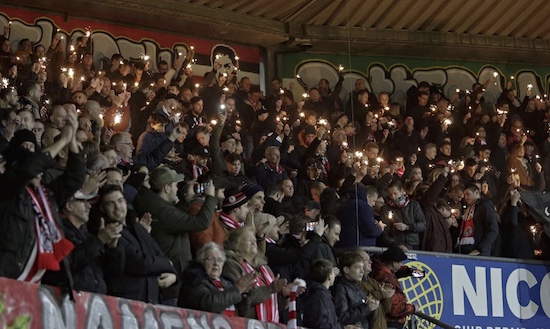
[{"x1": 0, "y1": 277, "x2": 292, "y2": 329}]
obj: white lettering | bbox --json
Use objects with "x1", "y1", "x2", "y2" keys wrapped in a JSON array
[
  {"x1": 39, "y1": 287, "x2": 67, "y2": 329},
  {"x1": 453, "y1": 265, "x2": 488, "y2": 316},
  {"x1": 491, "y1": 267, "x2": 504, "y2": 317},
  {"x1": 86, "y1": 295, "x2": 114, "y2": 328},
  {"x1": 506, "y1": 268, "x2": 538, "y2": 320},
  {"x1": 539, "y1": 273, "x2": 550, "y2": 317}
]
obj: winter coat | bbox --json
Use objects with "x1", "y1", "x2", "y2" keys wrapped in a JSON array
[
  {"x1": 456, "y1": 197, "x2": 499, "y2": 256},
  {"x1": 332, "y1": 276, "x2": 373, "y2": 328},
  {"x1": 370, "y1": 258, "x2": 415, "y2": 327},
  {"x1": 104, "y1": 220, "x2": 175, "y2": 303},
  {"x1": 302, "y1": 281, "x2": 341, "y2": 329},
  {"x1": 178, "y1": 263, "x2": 243, "y2": 314},
  {"x1": 133, "y1": 188, "x2": 217, "y2": 298},
  {"x1": 336, "y1": 186, "x2": 382, "y2": 248},
  {"x1": 384, "y1": 199, "x2": 426, "y2": 249}
]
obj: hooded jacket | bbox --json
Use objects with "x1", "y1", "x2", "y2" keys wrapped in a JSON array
[{"x1": 336, "y1": 186, "x2": 383, "y2": 248}]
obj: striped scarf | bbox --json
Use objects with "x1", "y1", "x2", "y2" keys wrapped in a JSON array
[
  {"x1": 241, "y1": 261, "x2": 279, "y2": 323},
  {"x1": 211, "y1": 279, "x2": 237, "y2": 317},
  {"x1": 19, "y1": 186, "x2": 74, "y2": 283},
  {"x1": 286, "y1": 285, "x2": 300, "y2": 329},
  {"x1": 219, "y1": 212, "x2": 242, "y2": 230}
]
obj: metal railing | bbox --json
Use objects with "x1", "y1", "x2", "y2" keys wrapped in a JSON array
[{"x1": 408, "y1": 311, "x2": 454, "y2": 329}]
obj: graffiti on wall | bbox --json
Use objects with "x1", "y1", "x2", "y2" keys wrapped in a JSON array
[
  {"x1": 0, "y1": 277, "x2": 291, "y2": 329},
  {"x1": 287, "y1": 59, "x2": 548, "y2": 108},
  {"x1": 0, "y1": 9, "x2": 260, "y2": 83}
]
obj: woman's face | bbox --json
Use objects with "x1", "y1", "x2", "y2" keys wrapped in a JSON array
[
  {"x1": 202, "y1": 248, "x2": 225, "y2": 279},
  {"x1": 235, "y1": 230, "x2": 258, "y2": 258}
]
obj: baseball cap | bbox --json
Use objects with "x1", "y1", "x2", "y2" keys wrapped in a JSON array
[{"x1": 149, "y1": 167, "x2": 185, "y2": 191}]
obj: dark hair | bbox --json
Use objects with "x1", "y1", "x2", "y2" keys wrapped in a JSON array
[
  {"x1": 323, "y1": 215, "x2": 340, "y2": 230},
  {"x1": 289, "y1": 214, "x2": 311, "y2": 235},
  {"x1": 338, "y1": 251, "x2": 364, "y2": 272},
  {"x1": 225, "y1": 152, "x2": 243, "y2": 164},
  {"x1": 147, "y1": 113, "x2": 168, "y2": 126},
  {"x1": 98, "y1": 184, "x2": 123, "y2": 203},
  {"x1": 266, "y1": 184, "x2": 283, "y2": 197},
  {"x1": 388, "y1": 180, "x2": 404, "y2": 191},
  {"x1": 309, "y1": 259, "x2": 333, "y2": 283},
  {"x1": 464, "y1": 183, "x2": 479, "y2": 193}
]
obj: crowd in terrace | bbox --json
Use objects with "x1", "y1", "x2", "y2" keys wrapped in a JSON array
[{"x1": 0, "y1": 20, "x2": 549, "y2": 329}]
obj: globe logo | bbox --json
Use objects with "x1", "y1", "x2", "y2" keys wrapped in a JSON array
[{"x1": 399, "y1": 261, "x2": 443, "y2": 329}]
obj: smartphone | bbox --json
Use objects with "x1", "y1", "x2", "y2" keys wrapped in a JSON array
[
  {"x1": 305, "y1": 222, "x2": 316, "y2": 232},
  {"x1": 412, "y1": 269, "x2": 425, "y2": 278}
]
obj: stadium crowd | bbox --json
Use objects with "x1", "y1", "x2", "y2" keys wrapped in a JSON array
[{"x1": 1, "y1": 21, "x2": 550, "y2": 329}]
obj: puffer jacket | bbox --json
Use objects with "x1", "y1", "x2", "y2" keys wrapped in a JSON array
[
  {"x1": 332, "y1": 276, "x2": 374, "y2": 328},
  {"x1": 384, "y1": 199, "x2": 426, "y2": 249}
]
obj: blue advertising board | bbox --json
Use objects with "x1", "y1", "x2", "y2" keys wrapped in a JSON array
[{"x1": 400, "y1": 252, "x2": 550, "y2": 329}]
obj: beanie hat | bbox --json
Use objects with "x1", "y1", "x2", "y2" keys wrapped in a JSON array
[
  {"x1": 241, "y1": 183, "x2": 264, "y2": 199},
  {"x1": 222, "y1": 190, "x2": 249, "y2": 212},
  {"x1": 381, "y1": 245, "x2": 408, "y2": 262}
]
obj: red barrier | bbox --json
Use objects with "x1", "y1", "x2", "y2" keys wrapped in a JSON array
[{"x1": 0, "y1": 277, "x2": 293, "y2": 329}]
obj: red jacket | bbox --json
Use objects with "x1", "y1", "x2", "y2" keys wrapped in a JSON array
[{"x1": 370, "y1": 257, "x2": 415, "y2": 325}]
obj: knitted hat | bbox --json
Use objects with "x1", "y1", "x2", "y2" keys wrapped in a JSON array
[
  {"x1": 10, "y1": 129, "x2": 38, "y2": 150},
  {"x1": 304, "y1": 125, "x2": 316, "y2": 136},
  {"x1": 222, "y1": 190, "x2": 249, "y2": 212},
  {"x1": 381, "y1": 245, "x2": 408, "y2": 262},
  {"x1": 242, "y1": 183, "x2": 264, "y2": 199},
  {"x1": 191, "y1": 145, "x2": 210, "y2": 157}
]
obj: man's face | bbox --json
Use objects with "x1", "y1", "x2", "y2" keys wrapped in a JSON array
[
  {"x1": 82, "y1": 54, "x2": 93, "y2": 67},
  {"x1": 266, "y1": 149, "x2": 280, "y2": 165},
  {"x1": 241, "y1": 78, "x2": 251, "y2": 92},
  {"x1": 227, "y1": 160, "x2": 242, "y2": 175},
  {"x1": 166, "y1": 181, "x2": 179, "y2": 204},
  {"x1": 1, "y1": 40, "x2": 10, "y2": 53},
  {"x1": 388, "y1": 186, "x2": 404, "y2": 203},
  {"x1": 66, "y1": 199, "x2": 91, "y2": 225},
  {"x1": 355, "y1": 79, "x2": 366, "y2": 91},
  {"x1": 182, "y1": 89, "x2": 193, "y2": 102},
  {"x1": 101, "y1": 78, "x2": 111, "y2": 96},
  {"x1": 196, "y1": 132, "x2": 210, "y2": 146},
  {"x1": 192, "y1": 100, "x2": 204, "y2": 115},
  {"x1": 103, "y1": 150, "x2": 117, "y2": 167},
  {"x1": 106, "y1": 171, "x2": 123, "y2": 188},
  {"x1": 480, "y1": 149, "x2": 491, "y2": 160},
  {"x1": 305, "y1": 134, "x2": 316, "y2": 145},
  {"x1": 100, "y1": 191, "x2": 127, "y2": 223},
  {"x1": 324, "y1": 224, "x2": 341, "y2": 247},
  {"x1": 19, "y1": 111, "x2": 35, "y2": 130},
  {"x1": 30, "y1": 84, "x2": 44, "y2": 103},
  {"x1": 281, "y1": 180, "x2": 294, "y2": 197},
  {"x1": 158, "y1": 63, "x2": 169, "y2": 74},
  {"x1": 248, "y1": 191, "x2": 265, "y2": 212},
  {"x1": 115, "y1": 136, "x2": 134, "y2": 161},
  {"x1": 167, "y1": 85, "x2": 179, "y2": 95},
  {"x1": 71, "y1": 92, "x2": 87, "y2": 106},
  {"x1": 465, "y1": 165, "x2": 477, "y2": 177},
  {"x1": 234, "y1": 202, "x2": 250, "y2": 223},
  {"x1": 357, "y1": 250, "x2": 372, "y2": 275},
  {"x1": 271, "y1": 80, "x2": 281, "y2": 92},
  {"x1": 5, "y1": 89, "x2": 19, "y2": 106},
  {"x1": 463, "y1": 188, "x2": 479, "y2": 206},
  {"x1": 366, "y1": 192, "x2": 378, "y2": 207},
  {"x1": 410, "y1": 168, "x2": 423, "y2": 181},
  {"x1": 51, "y1": 107, "x2": 67, "y2": 129},
  {"x1": 366, "y1": 147, "x2": 379, "y2": 160},
  {"x1": 79, "y1": 117, "x2": 92, "y2": 133},
  {"x1": 309, "y1": 89, "x2": 321, "y2": 102},
  {"x1": 379, "y1": 93, "x2": 389, "y2": 105},
  {"x1": 426, "y1": 147, "x2": 437, "y2": 160},
  {"x1": 225, "y1": 98, "x2": 236, "y2": 114},
  {"x1": 33, "y1": 122, "x2": 44, "y2": 144},
  {"x1": 418, "y1": 94, "x2": 429, "y2": 106},
  {"x1": 441, "y1": 145, "x2": 451, "y2": 156},
  {"x1": 344, "y1": 261, "x2": 364, "y2": 282}
]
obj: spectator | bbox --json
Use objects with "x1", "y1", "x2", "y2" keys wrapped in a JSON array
[
  {"x1": 97, "y1": 184, "x2": 177, "y2": 303},
  {"x1": 133, "y1": 167, "x2": 217, "y2": 306},
  {"x1": 302, "y1": 259, "x2": 340, "y2": 329},
  {"x1": 456, "y1": 183, "x2": 499, "y2": 256},
  {"x1": 178, "y1": 242, "x2": 255, "y2": 315},
  {"x1": 370, "y1": 245, "x2": 417, "y2": 329},
  {"x1": 333, "y1": 251, "x2": 379, "y2": 328}
]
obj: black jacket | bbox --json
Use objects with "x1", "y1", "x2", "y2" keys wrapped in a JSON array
[
  {"x1": 178, "y1": 263, "x2": 243, "y2": 314},
  {"x1": 302, "y1": 281, "x2": 341, "y2": 329},
  {"x1": 103, "y1": 220, "x2": 176, "y2": 303},
  {"x1": 332, "y1": 276, "x2": 374, "y2": 328},
  {"x1": 0, "y1": 151, "x2": 85, "y2": 280},
  {"x1": 456, "y1": 197, "x2": 499, "y2": 256}
]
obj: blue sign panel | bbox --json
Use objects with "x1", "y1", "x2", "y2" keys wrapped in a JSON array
[{"x1": 401, "y1": 253, "x2": 550, "y2": 329}]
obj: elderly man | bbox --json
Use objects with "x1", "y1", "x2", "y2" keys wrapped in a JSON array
[
  {"x1": 133, "y1": 167, "x2": 217, "y2": 306},
  {"x1": 255, "y1": 146, "x2": 288, "y2": 191},
  {"x1": 109, "y1": 132, "x2": 134, "y2": 172},
  {"x1": 98, "y1": 184, "x2": 177, "y2": 304}
]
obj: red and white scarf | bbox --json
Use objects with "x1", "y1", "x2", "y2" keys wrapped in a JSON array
[
  {"x1": 458, "y1": 204, "x2": 475, "y2": 246},
  {"x1": 19, "y1": 186, "x2": 74, "y2": 283},
  {"x1": 212, "y1": 279, "x2": 237, "y2": 317},
  {"x1": 241, "y1": 261, "x2": 279, "y2": 323},
  {"x1": 219, "y1": 212, "x2": 242, "y2": 230},
  {"x1": 192, "y1": 164, "x2": 208, "y2": 180},
  {"x1": 286, "y1": 285, "x2": 300, "y2": 329}
]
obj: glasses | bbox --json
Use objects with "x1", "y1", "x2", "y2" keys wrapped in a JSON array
[
  {"x1": 119, "y1": 142, "x2": 134, "y2": 147},
  {"x1": 203, "y1": 257, "x2": 225, "y2": 264}
]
